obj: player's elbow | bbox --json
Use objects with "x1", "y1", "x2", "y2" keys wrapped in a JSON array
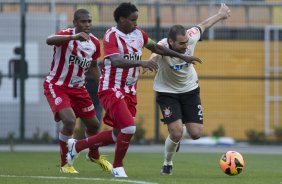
[{"x1": 46, "y1": 38, "x2": 53, "y2": 45}]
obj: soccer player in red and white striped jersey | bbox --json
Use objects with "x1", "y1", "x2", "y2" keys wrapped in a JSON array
[
  {"x1": 66, "y1": 3, "x2": 202, "y2": 177},
  {"x1": 43, "y1": 9, "x2": 111, "y2": 173}
]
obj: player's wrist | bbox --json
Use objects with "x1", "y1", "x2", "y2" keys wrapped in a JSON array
[{"x1": 70, "y1": 35, "x2": 75, "y2": 40}]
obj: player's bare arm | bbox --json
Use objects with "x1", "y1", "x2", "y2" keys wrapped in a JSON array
[
  {"x1": 146, "y1": 40, "x2": 202, "y2": 64},
  {"x1": 89, "y1": 60, "x2": 101, "y2": 84},
  {"x1": 46, "y1": 32, "x2": 89, "y2": 46},
  {"x1": 197, "y1": 3, "x2": 231, "y2": 33},
  {"x1": 142, "y1": 53, "x2": 162, "y2": 74},
  {"x1": 108, "y1": 54, "x2": 158, "y2": 71}
]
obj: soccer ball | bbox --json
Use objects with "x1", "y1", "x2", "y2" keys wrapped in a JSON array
[{"x1": 219, "y1": 151, "x2": 245, "y2": 176}]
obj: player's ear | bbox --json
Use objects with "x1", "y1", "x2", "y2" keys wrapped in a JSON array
[
  {"x1": 168, "y1": 38, "x2": 174, "y2": 46},
  {"x1": 119, "y1": 17, "x2": 126, "y2": 24}
]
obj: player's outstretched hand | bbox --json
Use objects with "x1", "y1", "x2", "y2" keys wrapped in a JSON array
[
  {"x1": 182, "y1": 55, "x2": 202, "y2": 65},
  {"x1": 140, "y1": 60, "x2": 158, "y2": 72},
  {"x1": 218, "y1": 3, "x2": 231, "y2": 19},
  {"x1": 72, "y1": 32, "x2": 89, "y2": 42}
]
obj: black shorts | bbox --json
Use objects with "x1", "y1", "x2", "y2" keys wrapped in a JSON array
[{"x1": 156, "y1": 87, "x2": 203, "y2": 124}]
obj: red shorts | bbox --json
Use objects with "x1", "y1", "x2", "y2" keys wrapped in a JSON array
[
  {"x1": 43, "y1": 81, "x2": 96, "y2": 122},
  {"x1": 98, "y1": 89, "x2": 136, "y2": 129}
]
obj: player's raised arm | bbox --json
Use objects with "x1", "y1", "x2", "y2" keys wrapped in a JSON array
[
  {"x1": 145, "y1": 38, "x2": 202, "y2": 64},
  {"x1": 46, "y1": 32, "x2": 89, "y2": 46},
  {"x1": 197, "y1": 3, "x2": 231, "y2": 34}
]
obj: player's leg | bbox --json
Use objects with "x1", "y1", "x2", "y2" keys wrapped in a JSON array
[
  {"x1": 111, "y1": 94, "x2": 137, "y2": 177},
  {"x1": 164, "y1": 119, "x2": 183, "y2": 171},
  {"x1": 157, "y1": 92, "x2": 182, "y2": 175},
  {"x1": 66, "y1": 88, "x2": 114, "y2": 170},
  {"x1": 43, "y1": 82, "x2": 78, "y2": 173},
  {"x1": 67, "y1": 113, "x2": 117, "y2": 164},
  {"x1": 58, "y1": 108, "x2": 78, "y2": 173},
  {"x1": 82, "y1": 116, "x2": 113, "y2": 172},
  {"x1": 181, "y1": 87, "x2": 203, "y2": 140},
  {"x1": 185, "y1": 123, "x2": 203, "y2": 140},
  {"x1": 81, "y1": 116, "x2": 100, "y2": 159}
]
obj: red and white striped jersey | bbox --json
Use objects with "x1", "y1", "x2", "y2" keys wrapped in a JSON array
[
  {"x1": 98, "y1": 26, "x2": 149, "y2": 95},
  {"x1": 45, "y1": 28, "x2": 100, "y2": 88}
]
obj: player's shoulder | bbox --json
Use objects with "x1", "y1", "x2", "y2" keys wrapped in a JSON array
[
  {"x1": 104, "y1": 27, "x2": 117, "y2": 42},
  {"x1": 158, "y1": 38, "x2": 169, "y2": 47},
  {"x1": 135, "y1": 27, "x2": 144, "y2": 32},
  {"x1": 135, "y1": 27, "x2": 147, "y2": 35},
  {"x1": 56, "y1": 28, "x2": 74, "y2": 35},
  {"x1": 89, "y1": 33, "x2": 99, "y2": 42},
  {"x1": 186, "y1": 26, "x2": 201, "y2": 38}
]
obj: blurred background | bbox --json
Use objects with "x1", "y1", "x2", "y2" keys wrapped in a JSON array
[{"x1": 0, "y1": 0, "x2": 282, "y2": 145}]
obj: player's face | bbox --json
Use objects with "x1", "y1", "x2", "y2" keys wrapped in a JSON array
[
  {"x1": 170, "y1": 34, "x2": 188, "y2": 53},
  {"x1": 124, "y1": 12, "x2": 138, "y2": 33},
  {"x1": 74, "y1": 14, "x2": 92, "y2": 34}
]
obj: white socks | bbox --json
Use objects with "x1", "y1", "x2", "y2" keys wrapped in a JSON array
[{"x1": 163, "y1": 135, "x2": 179, "y2": 166}]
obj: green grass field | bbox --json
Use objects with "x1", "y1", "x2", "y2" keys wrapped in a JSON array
[{"x1": 0, "y1": 151, "x2": 281, "y2": 184}]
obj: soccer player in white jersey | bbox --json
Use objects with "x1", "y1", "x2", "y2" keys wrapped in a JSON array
[
  {"x1": 66, "y1": 2, "x2": 202, "y2": 177},
  {"x1": 43, "y1": 9, "x2": 112, "y2": 174},
  {"x1": 148, "y1": 3, "x2": 231, "y2": 175}
]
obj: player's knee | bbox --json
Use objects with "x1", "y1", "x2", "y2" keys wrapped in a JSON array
[
  {"x1": 90, "y1": 122, "x2": 100, "y2": 130},
  {"x1": 170, "y1": 131, "x2": 183, "y2": 142},
  {"x1": 121, "y1": 125, "x2": 136, "y2": 134},
  {"x1": 186, "y1": 124, "x2": 203, "y2": 140},
  {"x1": 189, "y1": 130, "x2": 202, "y2": 140},
  {"x1": 61, "y1": 117, "x2": 76, "y2": 133}
]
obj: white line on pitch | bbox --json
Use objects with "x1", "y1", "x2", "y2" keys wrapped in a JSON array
[{"x1": 0, "y1": 175, "x2": 158, "y2": 184}]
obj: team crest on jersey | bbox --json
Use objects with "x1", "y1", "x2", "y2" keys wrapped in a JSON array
[
  {"x1": 55, "y1": 97, "x2": 62, "y2": 106},
  {"x1": 115, "y1": 90, "x2": 125, "y2": 99},
  {"x1": 163, "y1": 107, "x2": 172, "y2": 118},
  {"x1": 69, "y1": 55, "x2": 92, "y2": 69}
]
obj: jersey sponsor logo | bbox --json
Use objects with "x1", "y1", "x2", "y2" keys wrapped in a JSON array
[
  {"x1": 48, "y1": 83, "x2": 56, "y2": 98},
  {"x1": 69, "y1": 55, "x2": 91, "y2": 69},
  {"x1": 123, "y1": 53, "x2": 141, "y2": 61},
  {"x1": 70, "y1": 78, "x2": 84, "y2": 85},
  {"x1": 170, "y1": 63, "x2": 189, "y2": 71},
  {"x1": 126, "y1": 77, "x2": 137, "y2": 86},
  {"x1": 82, "y1": 104, "x2": 94, "y2": 112}
]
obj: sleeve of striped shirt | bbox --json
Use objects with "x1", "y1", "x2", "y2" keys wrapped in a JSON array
[{"x1": 103, "y1": 31, "x2": 119, "y2": 58}]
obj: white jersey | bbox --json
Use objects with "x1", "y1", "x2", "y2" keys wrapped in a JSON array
[{"x1": 153, "y1": 26, "x2": 201, "y2": 93}]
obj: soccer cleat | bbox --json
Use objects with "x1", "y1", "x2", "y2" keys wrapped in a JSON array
[
  {"x1": 86, "y1": 154, "x2": 113, "y2": 172},
  {"x1": 112, "y1": 167, "x2": 128, "y2": 177},
  {"x1": 160, "y1": 165, "x2": 173, "y2": 175},
  {"x1": 60, "y1": 164, "x2": 79, "y2": 173},
  {"x1": 66, "y1": 138, "x2": 79, "y2": 165}
]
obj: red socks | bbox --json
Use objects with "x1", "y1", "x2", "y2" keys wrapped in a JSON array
[
  {"x1": 75, "y1": 130, "x2": 115, "y2": 153},
  {"x1": 113, "y1": 132, "x2": 133, "y2": 168},
  {"x1": 59, "y1": 132, "x2": 72, "y2": 167}
]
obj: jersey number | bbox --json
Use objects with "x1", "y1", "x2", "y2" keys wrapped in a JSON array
[{"x1": 198, "y1": 105, "x2": 203, "y2": 119}]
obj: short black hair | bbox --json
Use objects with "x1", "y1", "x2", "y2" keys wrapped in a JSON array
[
  {"x1": 113, "y1": 2, "x2": 138, "y2": 23},
  {"x1": 74, "y1": 9, "x2": 90, "y2": 20},
  {"x1": 168, "y1": 25, "x2": 186, "y2": 41}
]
